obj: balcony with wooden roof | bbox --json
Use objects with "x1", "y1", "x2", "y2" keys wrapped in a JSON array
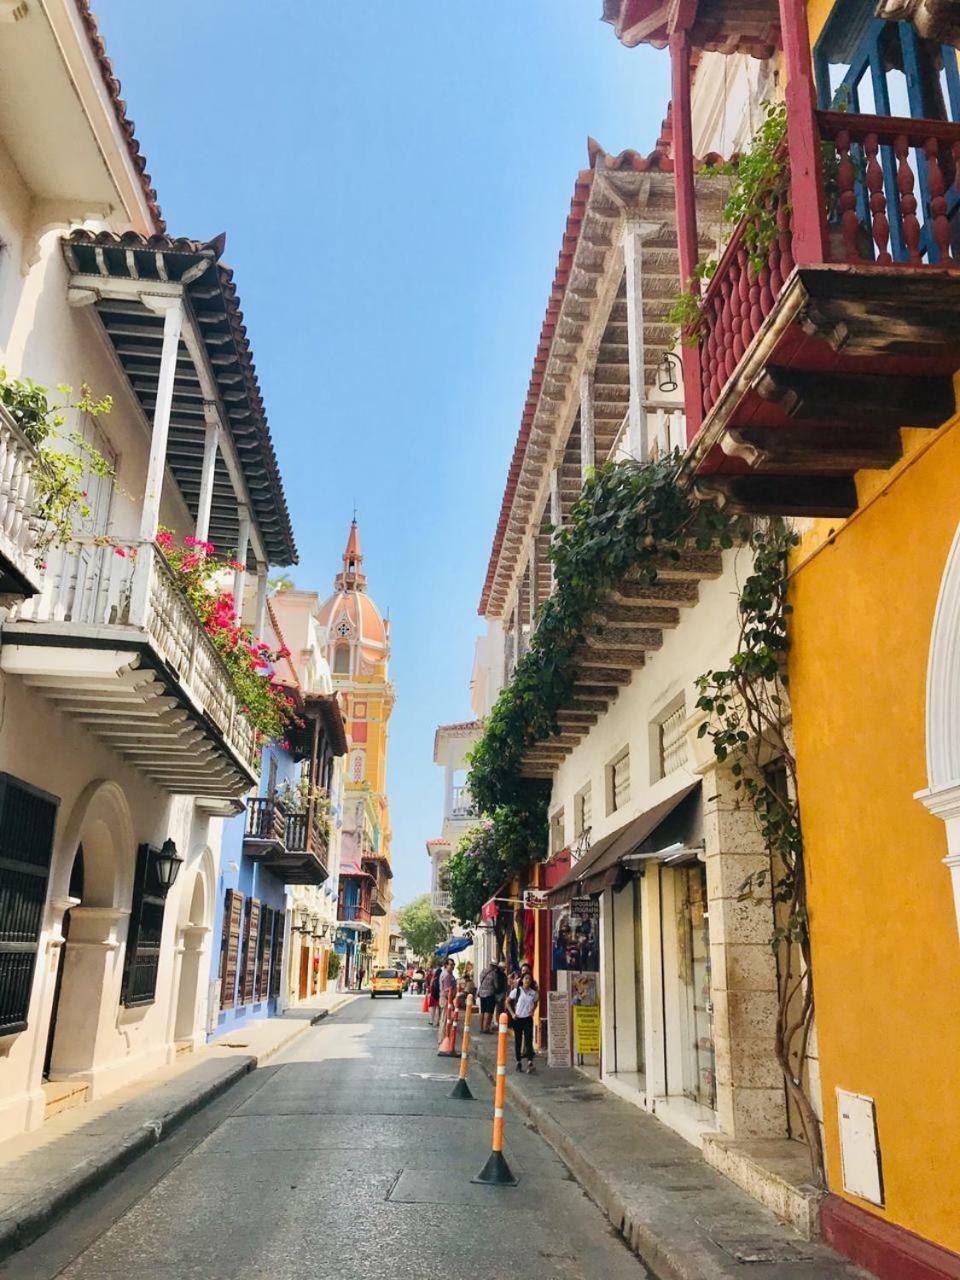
[{"x1": 615, "y1": 0, "x2": 960, "y2": 518}]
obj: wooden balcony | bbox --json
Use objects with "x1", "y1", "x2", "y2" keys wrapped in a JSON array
[
  {"x1": 338, "y1": 901, "x2": 372, "y2": 925},
  {"x1": 1, "y1": 539, "x2": 259, "y2": 795},
  {"x1": 243, "y1": 797, "x2": 330, "y2": 885},
  {"x1": 685, "y1": 111, "x2": 960, "y2": 516},
  {"x1": 283, "y1": 809, "x2": 330, "y2": 885},
  {"x1": 0, "y1": 404, "x2": 44, "y2": 600},
  {"x1": 243, "y1": 796, "x2": 288, "y2": 852}
]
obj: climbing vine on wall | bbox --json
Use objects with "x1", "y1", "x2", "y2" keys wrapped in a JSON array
[
  {"x1": 457, "y1": 454, "x2": 741, "y2": 924},
  {"x1": 694, "y1": 519, "x2": 824, "y2": 1183}
]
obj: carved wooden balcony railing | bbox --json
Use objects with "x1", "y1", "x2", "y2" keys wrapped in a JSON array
[
  {"x1": 698, "y1": 113, "x2": 960, "y2": 421},
  {"x1": 3, "y1": 539, "x2": 259, "y2": 794},
  {"x1": 685, "y1": 109, "x2": 960, "y2": 517},
  {"x1": 338, "y1": 901, "x2": 372, "y2": 925},
  {"x1": 244, "y1": 796, "x2": 288, "y2": 847}
]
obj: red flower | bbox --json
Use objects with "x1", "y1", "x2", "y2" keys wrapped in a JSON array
[{"x1": 114, "y1": 547, "x2": 126, "y2": 558}]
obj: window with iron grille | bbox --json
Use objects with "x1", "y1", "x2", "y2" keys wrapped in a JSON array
[
  {"x1": 219, "y1": 889, "x2": 243, "y2": 1009},
  {"x1": 121, "y1": 845, "x2": 168, "y2": 1008},
  {"x1": 608, "y1": 749, "x2": 630, "y2": 814},
  {"x1": 654, "y1": 696, "x2": 688, "y2": 781},
  {"x1": 0, "y1": 774, "x2": 59, "y2": 1034}
]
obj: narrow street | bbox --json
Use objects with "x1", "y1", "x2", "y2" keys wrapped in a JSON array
[{"x1": 2, "y1": 998, "x2": 647, "y2": 1280}]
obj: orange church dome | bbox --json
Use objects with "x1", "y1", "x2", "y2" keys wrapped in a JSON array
[{"x1": 317, "y1": 521, "x2": 388, "y2": 671}]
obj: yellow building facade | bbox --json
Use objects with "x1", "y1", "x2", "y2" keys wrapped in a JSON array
[
  {"x1": 318, "y1": 523, "x2": 396, "y2": 976},
  {"x1": 790, "y1": 396, "x2": 960, "y2": 1265}
]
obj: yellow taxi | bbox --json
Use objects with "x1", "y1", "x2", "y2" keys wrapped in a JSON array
[{"x1": 370, "y1": 968, "x2": 404, "y2": 999}]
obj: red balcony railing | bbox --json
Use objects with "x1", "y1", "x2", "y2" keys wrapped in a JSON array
[{"x1": 696, "y1": 111, "x2": 960, "y2": 420}]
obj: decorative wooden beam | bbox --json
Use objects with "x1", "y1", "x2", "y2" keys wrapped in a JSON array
[
  {"x1": 724, "y1": 424, "x2": 903, "y2": 473},
  {"x1": 694, "y1": 474, "x2": 857, "y2": 518},
  {"x1": 586, "y1": 626, "x2": 663, "y2": 650},
  {"x1": 576, "y1": 646, "x2": 647, "y2": 669},
  {"x1": 753, "y1": 367, "x2": 955, "y2": 429},
  {"x1": 591, "y1": 604, "x2": 682, "y2": 627}
]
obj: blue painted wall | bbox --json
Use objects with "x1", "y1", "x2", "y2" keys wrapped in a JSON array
[{"x1": 208, "y1": 743, "x2": 300, "y2": 1038}]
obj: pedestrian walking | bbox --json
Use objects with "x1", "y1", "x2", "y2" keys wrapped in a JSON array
[
  {"x1": 506, "y1": 971, "x2": 539, "y2": 1073},
  {"x1": 428, "y1": 966, "x2": 442, "y2": 1026},
  {"x1": 437, "y1": 957, "x2": 457, "y2": 1043},
  {"x1": 477, "y1": 959, "x2": 501, "y2": 1034}
]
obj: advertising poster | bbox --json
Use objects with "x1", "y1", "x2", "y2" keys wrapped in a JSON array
[
  {"x1": 570, "y1": 972, "x2": 598, "y2": 1007},
  {"x1": 552, "y1": 895, "x2": 600, "y2": 972},
  {"x1": 547, "y1": 990, "x2": 572, "y2": 1068},
  {"x1": 573, "y1": 1004, "x2": 601, "y2": 1055}
]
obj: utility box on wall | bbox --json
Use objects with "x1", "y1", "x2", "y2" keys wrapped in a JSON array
[{"x1": 837, "y1": 1088, "x2": 884, "y2": 1207}]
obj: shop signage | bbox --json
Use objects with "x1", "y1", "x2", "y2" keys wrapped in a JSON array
[
  {"x1": 547, "y1": 990, "x2": 572, "y2": 1068},
  {"x1": 573, "y1": 1004, "x2": 601, "y2": 1055},
  {"x1": 522, "y1": 888, "x2": 550, "y2": 909},
  {"x1": 552, "y1": 896, "x2": 600, "y2": 972}
]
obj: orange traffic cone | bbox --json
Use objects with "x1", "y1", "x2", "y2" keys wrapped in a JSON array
[
  {"x1": 438, "y1": 1000, "x2": 459, "y2": 1056},
  {"x1": 421, "y1": 989, "x2": 429, "y2": 1014}
]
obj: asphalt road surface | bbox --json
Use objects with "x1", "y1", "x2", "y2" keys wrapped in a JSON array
[{"x1": 3, "y1": 995, "x2": 649, "y2": 1280}]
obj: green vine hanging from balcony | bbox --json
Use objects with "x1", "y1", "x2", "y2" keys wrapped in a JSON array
[
  {"x1": 453, "y1": 455, "x2": 741, "y2": 924},
  {"x1": 0, "y1": 370, "x2": 115, "y2": 564},
  {"x1": 668, "y1": 101, "x2": 789, "y2": 343}
]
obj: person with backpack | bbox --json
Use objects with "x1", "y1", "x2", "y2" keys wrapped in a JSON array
[
  {"x1": 477, "y1": 959, "x2": 505, "y2": 1033},
  {"x1": 506, "y1": 970, "x2": 539, "y2": 1073}
]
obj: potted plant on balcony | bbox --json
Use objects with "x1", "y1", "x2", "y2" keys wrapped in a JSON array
[{"x1": 155, "y1": 530, "x2": 300, "y2": 748}]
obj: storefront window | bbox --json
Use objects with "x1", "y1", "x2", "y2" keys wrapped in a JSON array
[{"x1": 676, "y1": 864, "x2": 715, "y2": 1110}]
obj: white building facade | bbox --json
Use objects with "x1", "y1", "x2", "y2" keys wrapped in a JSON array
[{"x1": 0, "y1": 1, "x2": 297, "y2": 1138}]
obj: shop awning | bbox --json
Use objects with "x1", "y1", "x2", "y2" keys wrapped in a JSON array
[{"x1": 546, "y1": 781, "x2": 700, "y2": 904}]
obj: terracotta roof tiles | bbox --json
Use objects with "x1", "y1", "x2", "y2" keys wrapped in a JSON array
[{"x1": 74, "y1": 0, "x2": 164, "y2": 232}]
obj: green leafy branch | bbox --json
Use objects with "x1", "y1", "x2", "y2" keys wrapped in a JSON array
[{"x1": 0, "y1": 370, "x2": 115, "y2": 564}]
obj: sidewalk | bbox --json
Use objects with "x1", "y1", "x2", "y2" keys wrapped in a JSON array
[
  {"x1": 0, "y1": 990, "x2": 357, "y2": 1262},
  {"x1": 470, "y1": 1030, "x2": 871, "y2": 1280}
]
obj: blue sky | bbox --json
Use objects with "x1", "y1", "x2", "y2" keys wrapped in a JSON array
[{"x1": 94, "y1": 1, "x2": 669, "y2": 906}]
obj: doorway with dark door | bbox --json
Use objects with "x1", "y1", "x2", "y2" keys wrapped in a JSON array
[{"x1": 43, "y1": 846, "x2": 84, "y2": 1079}]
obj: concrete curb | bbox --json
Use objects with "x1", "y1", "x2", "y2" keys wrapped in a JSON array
[
  {"x1": 0, "y1": 1055, "x2": 255, "y2": 1262},
  {"x1": 0, "y1": 994, "x2": 356, "y2": 1262},
  {"x1": 472, "y1": 1047, "x2": 718, "y2": 1280}
]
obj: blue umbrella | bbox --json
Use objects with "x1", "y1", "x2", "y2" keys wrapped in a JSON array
[{"x1": 434, "y1": 936, "x2": 471, "y2": 958}]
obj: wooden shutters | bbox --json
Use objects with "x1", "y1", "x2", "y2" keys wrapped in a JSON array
[
  {"x1": 220, "y1": 889, "x2": 243, "y2": 1009},
  {"x1": 121, "y1": 845, "x2": 167, "y2": 1008},
  {"x1": 240, "y1": 898, "x2": 261, "y2": 1005},
  {"x1": 255, "y1": 907, "x2": 273, "y2": 1002},
  {"x1": 0, "y1": 774, "x2": 59, "y2": 1034},
  {"x1": 270, "y1": 911, "x2": 284, "y2": 998}
]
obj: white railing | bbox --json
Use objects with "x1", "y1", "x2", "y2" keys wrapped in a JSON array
[
  {"x1": 432, "y1": 890, "x2": 452, "y2": 912},
  {"x1": 0, "y1": 404, "x2": 43, "y2": 594},
  {"x1": 607, "y1": 404, "x2": 686, "y2": 464},
  {"x1": 450, "y1": 785, "x2": 476, "y2": 819},
  {"x1": 13, "y1": 538, "x2": 259, "y2": 773}
]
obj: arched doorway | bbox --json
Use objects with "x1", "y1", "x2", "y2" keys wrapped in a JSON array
[
  {"x1": 173, "y1": 865, "x2": 211, "y2": 1046},
  {"x1": 916, "y1": 518, "x2": 960, "y2": 939},
  {"x1": 43, "y1": 781, "x2": 133, "y2": 1087},
  {"x1": 43, "y1": 846, "x2": 84, "y2": 1079}
]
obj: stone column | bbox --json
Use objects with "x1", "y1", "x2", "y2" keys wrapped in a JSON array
[
  {"x1": 47, "y1": 907, "x2": 130, "y2": 1092},
  {"x1": 699, "y1": 763, "x2": 787, "y2": 1139}
]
